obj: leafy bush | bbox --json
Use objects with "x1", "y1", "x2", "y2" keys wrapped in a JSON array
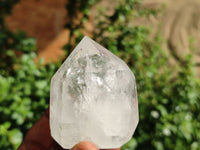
[
  {"x1": 67, "y1": 0, "x2": 200, "y2": 149},
  {"x1": 0, "y1": 51, "x2": 58, "y2": 149},
  {"x1": 0, "y1": 1, "x2": 59, "y2": 149}
]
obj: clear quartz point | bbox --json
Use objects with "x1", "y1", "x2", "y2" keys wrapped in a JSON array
[{"x1": 50, "y1": 36, "x2": 139, "y2": 149}]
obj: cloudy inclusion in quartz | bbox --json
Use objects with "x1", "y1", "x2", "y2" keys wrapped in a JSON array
[{"x1": 50, "y1": 36, "x2": 139, "y2": 149}]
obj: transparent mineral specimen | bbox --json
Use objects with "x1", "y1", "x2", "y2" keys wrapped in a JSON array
[{"x1": 50, "y1": 36, "x2": 139, "y2": 149}]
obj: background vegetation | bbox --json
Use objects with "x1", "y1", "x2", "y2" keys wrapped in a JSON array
[{"x1": 0, "y1": 0, "x2": 200, "y2": 150}]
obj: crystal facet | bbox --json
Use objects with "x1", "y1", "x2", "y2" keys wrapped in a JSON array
[{"x1": 50, "y1": 36, "x2": 139, "y2": 149}]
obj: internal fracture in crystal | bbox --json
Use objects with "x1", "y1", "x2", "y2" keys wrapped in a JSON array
[{"x1": 50, "y1": 36, "x2": 139, "y2": 149}]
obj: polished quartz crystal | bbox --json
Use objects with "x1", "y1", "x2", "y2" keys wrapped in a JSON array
[{"x1": 50, "y1": 36, "x2": 139, "y2": 149}]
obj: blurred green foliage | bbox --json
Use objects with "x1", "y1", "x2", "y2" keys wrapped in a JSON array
[
  {"x1": 0, "y1": 1, "x2": 59, "y2": 149},
  {"x1": 0, "y1": 0, "x2": 200, "y2": 150},
  {"x1": 66, "y1": 0, "x2": 200, "y2": 149}
]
